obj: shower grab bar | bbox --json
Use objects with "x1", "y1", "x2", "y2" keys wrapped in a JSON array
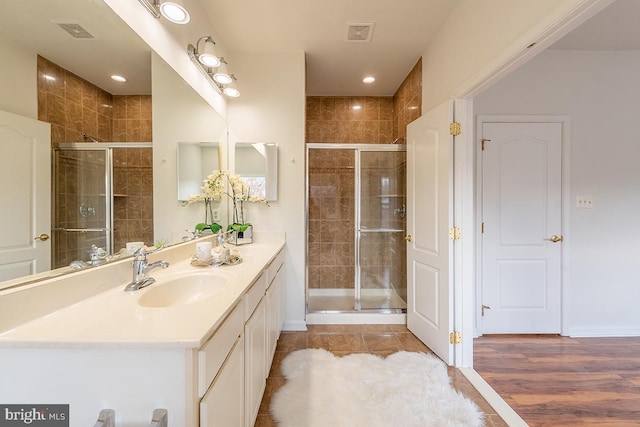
[
  {"x1": 358, "y1": 228, "x2": 404, "y2": 233},
  {"x1": 149, "y1": 408, "x2": 168, "y2": 427},
  {"x1": 93, "y1": 409, "x2": 115, "y2": 427},
  {"x1": 54, "y1": 227, "x2": 111, "y2": 232}
]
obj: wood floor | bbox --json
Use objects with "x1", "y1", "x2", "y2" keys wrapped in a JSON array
[
  {"x1": 255, "y1": 324, "x2": 508, "y2": 427},
  {"x1": 474, "y1": 335, "x2": 640, "y2": 426}
]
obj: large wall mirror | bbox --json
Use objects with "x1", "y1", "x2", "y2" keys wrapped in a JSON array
[
  {"x1": 0, "y1": 0, "x2": 227, "y2": 287},
  {"x1": 235, "y1": 143, "x2": 278, "y2": 201}
]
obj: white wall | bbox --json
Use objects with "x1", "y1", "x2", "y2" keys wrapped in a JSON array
[
  {"x1": 152, "y1": 53, "x2": 228, "y2": 244},
  {"x1": 421, "y1": 0, "x2": 601, "y2": 111},
  {"x1": 0, "y1": 37, "x2": 37, "y2": 119},
  {"x1": 228, "y1": 52, "x2": 307, "y2": 330},
  {"x1": 103, "y1": 0, "x2": 227, "y2": 118},
  {"x1": 475, "y1": 50, "x2": 640, "y2": 336}
]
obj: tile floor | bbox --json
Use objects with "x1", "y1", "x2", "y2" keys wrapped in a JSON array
[{"x1": 255, "y1": 324, "x2": 508, "y2": 426}]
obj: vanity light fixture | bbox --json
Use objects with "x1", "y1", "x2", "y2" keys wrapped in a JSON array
[
  {"x1": 213, "y1": 58, "x2": 233, "y2": 84},
  {"x1": 196, "y1": 36, "x2": 221, "y2": 68},
  {"x1": 222, "y1": 79, "x2": 240, "y2": 98},
  {"x1": 137, "y1": 0, "x2": 190, "y2": 24},
  {"x1": 187, "y1": 42, "x2": 240, "y2": 97}
]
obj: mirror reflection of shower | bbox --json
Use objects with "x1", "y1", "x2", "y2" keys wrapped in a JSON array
[{"x1": 52, "y1": 143, "x2": 153, "y2": 269}]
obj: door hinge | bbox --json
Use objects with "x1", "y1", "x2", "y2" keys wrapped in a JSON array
[
  {"x1": 449, "y1": 227, "x2": 461, "y2": 240},
  {"x1": 450, "y1": 331, "x2": 462, "y2": 344},
  {"x1": 449, "y1": 122, "x2": 461, "y2": 136},
  {"x1": 482, "y1": 138, "x2": 491, "y2": 150},
  {"x1": 481, "y1": 222, "x2": 485, "y2": 234}
]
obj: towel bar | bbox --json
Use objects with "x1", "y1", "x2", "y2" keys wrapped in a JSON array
[
  {"x1": 149, "y1": 408, "x2": 168, "y2": 427},
  {"x1": 93, "y1": 409, "x2": 115, "y2": 427}
]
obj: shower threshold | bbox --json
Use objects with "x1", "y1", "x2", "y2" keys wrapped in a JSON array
[{"x1": 307, "y1": 288, "x2": 407, "y2": 324}]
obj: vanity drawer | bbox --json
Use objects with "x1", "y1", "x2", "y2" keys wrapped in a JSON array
[
  {"x1": 198, "y1": 303, "x2": 244, "y2": 398},
  {"x1": 266, "y1": 250, "x2": 285, "y2": 288},
  {"x1": 244, "y1": 273, "x2": 267, "y2": 321}
]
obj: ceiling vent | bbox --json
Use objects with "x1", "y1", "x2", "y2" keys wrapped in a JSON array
[
  {"x1": 346, "y1": 23, "x2": 375, "y2": 42},
  {"x1": 54, "y1": 22, "x2": 95, "y2": 39}
]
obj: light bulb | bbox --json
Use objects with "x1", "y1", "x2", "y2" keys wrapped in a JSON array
[
  {"x1": 214, "y1": 73, "x2": 233, "y2": 85},
  {"x1": 159, "y1": 2, "x2": 190, "y2": 24},
  {"x1": 198, "y1": 38, "x2": 220, "y2": 67},
  {"x1": 223, "y1": 87, "x2": 240, "y2": 97}
]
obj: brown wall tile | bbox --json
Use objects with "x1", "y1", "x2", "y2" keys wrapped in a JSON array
[{"x1": 37, "y1": 56, "x2": 152, "y2": 144}]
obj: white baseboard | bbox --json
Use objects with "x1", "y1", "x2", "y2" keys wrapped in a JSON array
[
  {"x1": 459, "y1": 368, "x2": 528, "y2": 427},
  {"x1": 282, "y1": 320, "x2": 308, "y2": 331},
  {"x1": 306, "y1": 312, "x2": 406, "y2": 325},
  {"x1": 565, "y1": 326, "x2": 640, "y2": 337}
]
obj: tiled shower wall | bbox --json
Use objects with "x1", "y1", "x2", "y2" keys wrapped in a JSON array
[
  {"x1": 393, "y1": 58, "x2": 422, "y2": 140},
  {"x1": 37, "y1": 56, "x2": 154, "y2": 266},
  {"x1": 307, "y1": 149, "x2": 355, "y2": 289},
  {"x1": 37, "y1": 56, "x2": 152, "y2": 144},
  {"x1": 306, "y1": 59, "x2": 421, "y2": 294},
  {"x1": 112, "y1": 148, "x2": 154, "y2": 254}
]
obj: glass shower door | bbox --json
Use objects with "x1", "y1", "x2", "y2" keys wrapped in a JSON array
[
  {"x1": 53, "y1": 147, "x2": 111, "y2": 268},
  {"x1": 356, "y1": 150, "x2": 407, "y2": 311}
]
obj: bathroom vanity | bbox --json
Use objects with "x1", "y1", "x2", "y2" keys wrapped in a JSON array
[{"x1": 0, "y1": 234, "x2": 285, "y2": 427}]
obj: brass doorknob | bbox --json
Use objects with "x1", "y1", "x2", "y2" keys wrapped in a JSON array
[
  {"x1": 34, "y1": 233, "x2": 50, "y2": 241},
  {"x1": 545, "y1": 235, "x2": 563, "y2": 243},
  {"x1": 404, "y1": 235, "x2": 412, "y2": 242}
]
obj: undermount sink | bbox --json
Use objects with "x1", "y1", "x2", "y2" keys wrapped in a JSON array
[{"x1": 137, "y1": 272, "x2": 229, "y2": 308}]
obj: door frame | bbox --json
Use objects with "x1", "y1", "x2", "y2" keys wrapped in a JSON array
[{"x1": 474, "y1": 115, "x2": 571, "y2": 337}]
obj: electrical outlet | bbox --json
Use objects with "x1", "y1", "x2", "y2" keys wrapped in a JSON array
[
  {"x1": 212, "y1": 209, "x2": 221, "y2": 222},
  {"x1": 576, "y1": 196, "x2": 593, "y2": 209}
]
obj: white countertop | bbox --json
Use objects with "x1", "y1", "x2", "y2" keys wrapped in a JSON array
[{"x1": 0, "y1": 239, "x2": 284, "y2": 349}]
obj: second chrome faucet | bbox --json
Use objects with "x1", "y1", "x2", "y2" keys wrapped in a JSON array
[{"x1": 124, "y1": 248, "x2": 169, "y2": 291}]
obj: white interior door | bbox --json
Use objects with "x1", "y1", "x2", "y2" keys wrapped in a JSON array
[
  {"x1": 481, "y1": 121, "x2": 562, "y2": 333},
  {"x1": 406, "y1": 100, "x2": 454, "y2": 364},
  {"x1": 0, "y1": 110, "x2": 51, "y2": 281}
]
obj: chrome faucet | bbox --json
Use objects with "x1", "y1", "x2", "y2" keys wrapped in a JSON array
[
  {"x1": 181, "y1": 228, "x2": 202, "y2": 242},
  {"x1": 124, "y1": 248, "x2": 169, "y2": 291}
]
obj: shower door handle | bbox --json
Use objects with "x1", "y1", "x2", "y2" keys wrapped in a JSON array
[{"x1": 404, "y1": 235, "x2": 412, "y2": 242}]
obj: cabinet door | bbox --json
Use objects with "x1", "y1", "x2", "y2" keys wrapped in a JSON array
[
  {"x1": 275, "y1": 263, "x2": 285, "y2": 337},
  {"x1": 200, "y1": 336, "x2": 244, "y2": 427},
  {"x1": 266, "y1": 283, "x2": 277, "y2": 368},
  {"x1": 245, "y1": 298, "x2": 267, "y2": 427},
  {"x1": 266, "y1": 261, "x2": 285, "y2": 367}
]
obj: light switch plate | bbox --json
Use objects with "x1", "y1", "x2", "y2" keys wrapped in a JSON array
[{"x1": 576, "y1": 196, "x2": 593, "y2": 208}]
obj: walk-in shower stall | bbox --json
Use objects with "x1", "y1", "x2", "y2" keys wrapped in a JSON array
[
  {"x1": 306, "y1": 144, "x2": 407, "y2": 318},
  {"x1": 52, "y1": 143, "x2": 153, "y2": 269}
]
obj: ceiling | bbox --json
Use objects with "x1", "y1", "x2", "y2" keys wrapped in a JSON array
[
  {"x1": 201, "y1": 0, "x2": 640, "y2": 96},
  {"x1": 549, "y1": 0, "x2": 640, "y2": 50},
  {"x1": 198, "y1": 0, "x2": 460, "y2": 96},
  {"x1": 0, "y1": 0, "x2": 151, "y2": 95},
  {"x1": 1, "y1": 0, "x2": 638, "y2": 99}
]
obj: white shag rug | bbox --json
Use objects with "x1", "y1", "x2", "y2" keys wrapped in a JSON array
[{"x1": 270, "y1": 349, "x2": 484, "y2": 427}]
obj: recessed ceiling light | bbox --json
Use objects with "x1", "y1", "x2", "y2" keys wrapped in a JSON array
[
  {"x1": 362, "y1": 76, "x2": 375, "y2": 84},
  {"x1": 110, "y1": 75, "x2": 127, "y2": 83}
]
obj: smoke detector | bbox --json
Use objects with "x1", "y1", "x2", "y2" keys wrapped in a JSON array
[
  {"x1": 346, "y1": 23, "x2": 375, "y2": 42},
  {"x1": 53, "y1": 22, "x2": 95, "y2": 39}
]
